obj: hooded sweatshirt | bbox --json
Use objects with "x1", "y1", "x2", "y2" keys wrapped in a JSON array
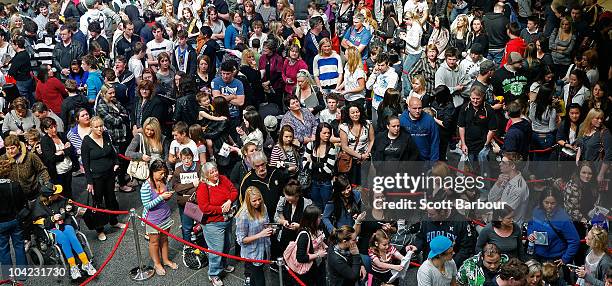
[
  {"x1": 527, "y1": 207, "x2": 580, "y2": 264},
  {"x1": 86, "y1": 70, "x2": 104, "y2": 102},
  {"x1": 503, "y1": 119, "x2": 532, "y2": 159},
  {"x1": 483, "y1": 12, "x2": 509, "y2": 49},
  {"x1": 399, "y1": 111, "x2": 440, "y2": 161},
  {"x1": 500, "y1": 37, "x2": 527, "y2": 66}
]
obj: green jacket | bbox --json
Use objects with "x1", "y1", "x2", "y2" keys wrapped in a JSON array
[{"x1": 457, "y1": 253, "x2": 509, "y2": 286}]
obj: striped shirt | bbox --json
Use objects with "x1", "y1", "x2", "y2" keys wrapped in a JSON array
[
  {"x1": 369, "y1": 245, "x2": 398, "y2": 273},
  {"x1": 303, "y1": 142, "x2": 337, "y2": 181},
  {"x1": 146, "y1": 39, "x2": 174, "y2": 62},
  {"x1": 313, "y1": 53, "x2": 342, "y2": 89},
  {"x1": 34, "y1": 36, "x2": 55, "y2": 67}
]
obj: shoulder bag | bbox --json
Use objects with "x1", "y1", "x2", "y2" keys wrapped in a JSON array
[
  {"x1": 127, "y1": 134, "x2": 150, "y2": 180},
  {"x1": 337, "y1": 125, "x2": 362, "y2": 173},
  {"x1": 283, "y1": 230, "x2": 314, "y2": 275},
  {"x1": 184, "y1": 185, "x2": 207, "y2": 223}
]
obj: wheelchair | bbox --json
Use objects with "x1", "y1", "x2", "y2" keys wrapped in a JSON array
[{"x1": 26, "y1": 210, "x2": 94, "y2": 281}]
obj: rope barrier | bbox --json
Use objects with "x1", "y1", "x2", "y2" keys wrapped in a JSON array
[
  {"x1": 80, "y1": 221, "x2": 130, "y2": 286},
  {"x1": 284, "y1": 266, "x2": 306, "y2": 286},
  {"x1": 118, "y1": 154, "x2": 131, "y2": 161},
  {"x1": 69, "y1": 199, "x2": 130, "y2": 215},
  {"x1": 138, "y1": 217, "x2": 272, "y2": 265}
]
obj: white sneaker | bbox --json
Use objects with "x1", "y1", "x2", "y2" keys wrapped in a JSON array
[
  {"x1": 209, "y1": 276, "x2": 224, "y2": 286},
  {"x1": 82, "y1": 263, "x2": 97, "y2": 276},
  {"x1": 70, "y1": 266, "x2": 82, "y2": 280}
]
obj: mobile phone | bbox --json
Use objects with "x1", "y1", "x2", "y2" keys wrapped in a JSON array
[{"x1": 566, "y1": 264, "x2": 580, "y2": 270}]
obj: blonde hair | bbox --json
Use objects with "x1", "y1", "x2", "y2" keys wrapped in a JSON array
[
  {"x1": 588, "y1": 226, "x2": 609, "y2": 252},
  {"x1": 318, "y1": 38, "x2": 332, "y2": 56},
  {"x1": 90, "y1": 116, "x2": 104, "y2": 127},
  {"x1": 411, "y1": 74, "x2": 426, "y2": 92},
  {"x1": 142, "y1": 117, "x2": 163, "y2": 152},
  {"x1": 238, "y1": 186, "x2": 266, "y2": 220},
  {"x1": 579, "y1": 108, "x2": 605, "y2": 137},
  {"x1": 241, "y1": 48, "x2": 257, "y2": 68},
  {"x1": 360, "y1": 8, "x2": 377, "y2": 30},
  {"x1": 346, "y1": 46, "x2": 362, "y2": 74},
  {"x1": 451, "y1": 15, "x2": 469, "y2": 36}
]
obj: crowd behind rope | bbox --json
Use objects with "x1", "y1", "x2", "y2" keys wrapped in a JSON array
[{"x1": 0, "y1": 0, "x2": 610, "y2": 285}]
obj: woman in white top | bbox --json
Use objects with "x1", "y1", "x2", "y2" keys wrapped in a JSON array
[
  {"x1": 562, "y1": 69, "x2": 591, "y2": 109},
  {"x1": 576, "y1": 226, "x2": 612, "y2": 286},
  {"x1": 339, "y1": 103, "x2": 374, "y2": 184},
  {"x1": 408, "y1": 74, "x2": 428, "y2": 104},
  {"x1": 335, "y1": 46, "x2": 366, "y2": 108},
  {"x1": 176, "y1": 0, "x2": 202, "y2": 20},
  {"x1": 237, "y1": 109, "x2": 267, "y2": 150},
  {"x1": 401, "y1": 11, "x2": 424, "y2": 95}
]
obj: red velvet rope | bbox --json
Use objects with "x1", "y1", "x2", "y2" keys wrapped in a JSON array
[
  {"x1": 138, "y1": 217, "x2": 272, "y2": 265},
  {"x1": 80, "y1": 221, "x2": 130, "y2": 286},
  {"x1": 69, "y1": 199, "x2": 130, "y2": 215},
  {"x1": 284, "y1": 265, "x2": 307, "y2": 286}
]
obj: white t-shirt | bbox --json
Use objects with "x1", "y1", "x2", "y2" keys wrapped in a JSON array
[
  {"x1": 146, "y1": 39, "x2": 174, "y2": 62},
  {"x1": 128, "y1": 57, "x2": 144, "y2": 79},
  {"x1": 318, "y1": 109, "x2": 338, "y2": 124},
  {"x1": 343, "y1": 68, "x2": 367, "y2": 102},
  {"x1": 169, "y1": 139, "x2": 199, "y2": 167}
]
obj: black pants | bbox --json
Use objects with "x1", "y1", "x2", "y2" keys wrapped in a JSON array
[
  {"x1": 245, "y1": 263, "x2": 266, "y2": 286},
  {"x1": 92, "y1": 173, "x2": 120, "y2": 233},
  {"x1": 115, "y1": 141, "x2": 129, "y2": 186},
  {"x1": 54, "y1": 172, "x2": 73, "y2": 199}
]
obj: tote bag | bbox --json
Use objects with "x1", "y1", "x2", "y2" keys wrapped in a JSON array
[
  {"x1": 127, "y1": 134, "x2": 150, "y2": 180},
  {"x1": 283, "y1": 231, "x2": 313, "y2": 275}
]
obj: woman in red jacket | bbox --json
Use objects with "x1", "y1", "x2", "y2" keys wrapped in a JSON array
[
  {"x1": 197, "y1": 161, "x2": 238, "y2": 286},
  {"x1": 35, "y1": 65, "x2": 68, "y2": 114}
]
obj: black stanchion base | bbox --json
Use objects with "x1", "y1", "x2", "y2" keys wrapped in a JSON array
[{"x1": 129, "y1": 266, "x2": 155, "y2": 281}]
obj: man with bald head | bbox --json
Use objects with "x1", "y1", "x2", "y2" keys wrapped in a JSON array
[{"x1": 399, "y1": 97, "x2": 440, "y2": 162}]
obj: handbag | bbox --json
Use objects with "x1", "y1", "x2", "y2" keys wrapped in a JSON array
[
  {"x1": 283, "y1": 231, "x2": 314, "y2": 275},
  {"x1": 127, "y1": 134, "x2": 150, "y2": 180},
  {"x1": 184, "y1": 190, "x2": 205, "y2": 223},
  {"x1": 337, "y1": 125, "x2": 362, "y2": 173},
  {"x1": 82, "y1": 193, "x2": 110, "y2": 230}
]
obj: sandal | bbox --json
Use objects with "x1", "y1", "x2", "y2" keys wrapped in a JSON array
[
  {"x1": 154, "y1": 265, "x2": 166, "y2": 276},
  {"x1": 164, "y1": 261, "x2": 178, "y2": 270}
]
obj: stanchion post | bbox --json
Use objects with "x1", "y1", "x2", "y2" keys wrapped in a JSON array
[
  {"x1": 276, "y1": 257, "x2": 284, "y2": 286},
  {"x1": 129, "y1": 208, "x2": 154, "y2": 281}
]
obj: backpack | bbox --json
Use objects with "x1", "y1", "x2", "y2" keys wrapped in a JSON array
[{"x1": 182, "y1": 247, "x2": 208, "y2": 270}]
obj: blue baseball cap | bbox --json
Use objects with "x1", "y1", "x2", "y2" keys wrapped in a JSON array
[{"x1": 428, "y1": 235, "x2": 453, "y2": 259}]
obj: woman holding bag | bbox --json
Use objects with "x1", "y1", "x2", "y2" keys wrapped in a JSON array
[
  {"x1": 140, "y1": 160, "x2": 178, "y2": 276},
  {"x1": 287, "y1": 205, "x2": 327, "y2": 286},
  {"x1": 197, "y1": 162, "x2": 239, "y2": 286},
  {"x1": 125, "y1": 117, "x2": 168, "y2": 167}
]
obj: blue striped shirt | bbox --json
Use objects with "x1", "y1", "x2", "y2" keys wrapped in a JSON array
[{"x1": 313, "y1": 53, "x2": 342, "y2": 88}]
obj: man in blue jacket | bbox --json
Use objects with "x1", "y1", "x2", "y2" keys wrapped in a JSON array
[{"x1": 400, "y1": 97, "x2": 440, "y2": 162}]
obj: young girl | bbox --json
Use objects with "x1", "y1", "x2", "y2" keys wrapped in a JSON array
[
  {"x1": 188, "y1": 124, "x2": 208, "y2": 165},
  {"x1": 368, "y1": 229, "x2": 405, "y2": 285},
  {"x1": 269, "y1": 125, "x2": 300, "y2": 177}
]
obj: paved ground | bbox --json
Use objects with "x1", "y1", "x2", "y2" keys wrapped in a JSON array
[{"x1": 17, "y1": 174, "x2": 419, "y2": 286}]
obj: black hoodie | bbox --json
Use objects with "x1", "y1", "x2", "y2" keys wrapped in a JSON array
[
  {"x1": 413, "y1": 210, "x2": 476, "y2": 267},
  {"x1": 503, "y1": 119, "x2": 532, "y2": 159},
  {"x1": 483, "y1": 12, "x2": 509, "y2": 49}
]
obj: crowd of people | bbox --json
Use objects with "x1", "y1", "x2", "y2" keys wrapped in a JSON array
[{"x1": 0, "y1": 0, "x2": 611, "y2": 285}]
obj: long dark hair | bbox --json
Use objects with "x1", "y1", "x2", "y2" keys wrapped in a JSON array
[
  {"x1": 539, "y1": 187, "x2": 563, "y2": 212},
  {"x1": 243, "y1": 109, "x2": 268, "y2": 139},
  {"x1": 299, "y1": 205, "x2": 322, "y2": 234},
  {"x1": 378, "y1": 88, "x2": 401, "y2": 116},
  {"x1": 561, "y1": 103, "x2": 582, "y2": 136},
  {"x1": 212, "y1": 96, "x2": 230, "y2": 118},
  {"x1": 314, "y1": 122, "x2": 333, "y2": 152},
  {"x1": 330, "y1": 175, "x2": 359, "y2": 221},
  {"x1": 534, "y1": 84, "x2": 554, "y2": 121},
  {"x1": 37, "y1": 65, "x2": 50, "y2": 83},
  {"x1": 148, "y1": 159, "x2": 169, "y2": 185},
  {"x1": 492, "y1": 205, "x2": 514, "y2": 229},
  {"x1": 342, "y1": 102, "x2": 368, "y2": 128}
]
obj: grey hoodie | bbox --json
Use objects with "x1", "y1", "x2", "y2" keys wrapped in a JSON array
[{"x1": 435, "y1": 61, "x2": 471, "y2": 106}]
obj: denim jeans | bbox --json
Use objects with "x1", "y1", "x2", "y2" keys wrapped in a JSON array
[
  {"x1": 531, "y1": 132, "x2": 556, "y2": 161},
  {"x1": 0, "y1": 219, "x2": 26, "y2": 281},
  {"x1": 203, "y1": 220, "x2": 232, "y2": 277},
  {"x1": 487, "y1": 48, "x2": 505, "y2": 66},
  {"x1": 401, "y1": 52, "x2": 422, "y2": 97},
  {"x1": 310, "y1": 180, "x2": 332, "y2": 211},
  {"x1": 178, "y1": 206, "x2": 195, "y2": 242},
  {"x1": 450, "y1": 6, "x2": 469, "y2": 22},
  {"x1": 15, "y1": 78, "x2": 34, "y2": 105},
  {"x1": 50, "y1": 225, "x2": 84, "y2": 261}
]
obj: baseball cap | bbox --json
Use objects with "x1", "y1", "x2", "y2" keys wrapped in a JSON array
[
  {"x1": 428, "y1": 235, "x2": 453, "y2": 259},
  {"x1": 507, "y1": 52, "x2": 524, "y2": 65},
  {"x1": 41, "y1": 182, "x2": 63, "y2": 197},
  {"x1": 479, "y1": 60, "x2": 496, "y2": 74},
  {"x1": 264, "y1": 115, "x2": 278, "y2": 132}
]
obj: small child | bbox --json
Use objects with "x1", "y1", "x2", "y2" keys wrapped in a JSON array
[
  {"x1": 168, "y1": 122, "x2": 199, "y2": 168},
  {"x1": 249, "y1": 20, "x2": 267, "y2": 54},
  {"x1": 196, "y1": 90, "x2": 227, "y2": 124},
  {"x1": 25, "y1": 129, "x2": 42, "y2": 156},
  {"x1": 318, "y1": 93, "x2": 339, "y2": 124},
  {"x1": 369, "y1": 229, "x2": 405, "y2": 286}
]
